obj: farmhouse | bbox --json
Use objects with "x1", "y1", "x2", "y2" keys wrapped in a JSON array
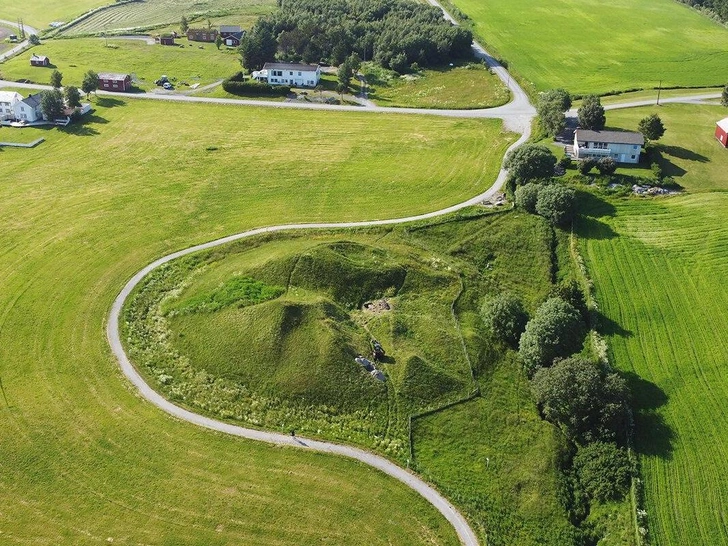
[
  {"x1": 30, "y1": 54, "x2": 50, "y2": 67},
  {"x1": 98, "y1": 73, "x2": 132, "y2": 92},
  {"x1": 715, "y1": 118, "x2": 728, "y2": 148},
  {"x1": 160, "y1": 34, "x2": 175, "y2": 46},
  {"x1": 15, "y1": 94, "x2": 44, "y2": 122},
  {"x1": 0, "y1": 91, "x2": 22, "y2": 120},
  {"x1": 186, "y1": 28, "x2": 218, "y2": 42},
  {"x1": 258, "y1": 62, "x2": 321, "y2": 87},
  {"x1": 219, "y1": 25, "x2": 245, "y2": 47},
  {"x1": 573, "y1": 129, "x2": 644, "y2": 164}
]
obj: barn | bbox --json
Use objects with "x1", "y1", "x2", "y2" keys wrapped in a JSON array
[
  {"x1": 160, "y1": 35, "x2": 175, "y2": 46},
  {"x1": 98, "y1": 73, "x2": 132, "y2": 92},
  {"x1": 30, "y1": 54, "x2": 50, "y2": 67},
  {"x1": 715, "y1": 118, "x2": 728, "y2": 148}
]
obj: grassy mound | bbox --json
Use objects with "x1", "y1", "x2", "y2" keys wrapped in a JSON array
[{"x1": 399, "y1": 355, "x2": 465, "y2": 405}]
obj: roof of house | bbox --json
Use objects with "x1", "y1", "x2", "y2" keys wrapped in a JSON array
[
  {"x1": 98, "y1": 72, "x2": 130, "y2": 81},
  {"x1": 0, "y1": 91, "x2": 22, "y2": 103},
  {"x1": 222, "y1": 31, "x2": 244, "y2": 40},
  {"x1": 575, "y1": 129, "x2": 644, "y2": 146},
  {"x1": 188, "y1": 28, "x2": 218, "y2": 33},
  {"x1": 220, "y1": 25, "x2": 242, "y2": 33},
  {"x1": 716, "y1": 118, "x2": 728, "y2": 132},
  {"x1": 21, "y1": 94, "x2": 42, "y2": 108},
  {"x1": 30, "y1": 54, "x2": 48, "y2": 62},
  {"x1": 263, "y1": 62, "x2": 319, "y2": 72}
]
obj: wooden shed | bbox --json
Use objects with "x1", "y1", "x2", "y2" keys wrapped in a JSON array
[
  {"x1": 30, "y1": 54, "x2": 50, "y2": 67},
  {"x1": 716, "y1": 118, "x2": 728, "y2": 148},
  {"x1": 160, "y1": 35, "x2": 175, "y2": 46}
]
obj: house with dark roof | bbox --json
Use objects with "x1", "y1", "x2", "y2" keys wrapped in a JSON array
[
  {"x1": 186, "y1": 28, "x2": 218, "y2": 42},
  {"x1": 30, "y1": 54, "x2": 50, "y2": 67},
  {"x1": 219, "y1": 25, "x2": 245, "y2": 47},
  {"x1": 573, "y1": 129, "x2": 644, "y2": 164},
  {"x1": 160, "y1": 34, "x2": 175, "y2": 46},
  {"x1": 258, "y1": 62, "x2": 320, "y2": 87},
  {"x1": 15, "y1": 94, "x2": 44, "y2": 122}
]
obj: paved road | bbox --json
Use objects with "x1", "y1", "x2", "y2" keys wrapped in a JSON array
[
  {"x1": 0, "y1": 20, "x2": 40, "y2": 62},
  {"x1": 566, "y1": 93, "x2": 721, "y2": 118}
]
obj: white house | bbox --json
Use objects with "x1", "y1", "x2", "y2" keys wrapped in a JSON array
[
  {"x1": 15, "y1": 94, "x2": 44, "y2": 122},
  {"x1": 573, "y1": 129, "x2": 644, "y2": 164},
  {"x1": 0, "y1": 91, "x2": 22, "y2": 120},
  {"x1": 258, "y1": 62, "x2": 320, "y2": 87}
]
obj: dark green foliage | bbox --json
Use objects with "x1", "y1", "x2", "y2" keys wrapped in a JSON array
[
  {"x1": 519, "y1": 298, "x2": 585, "y2": 375},
  {"x1": 651, "y1": 161, "x2": 663, "y2": 181},
  {"x1": 558, "y1": 156, "x2": 572, "y2": 170},
  {"x1": 573, "y1": 442, "x2": 634, "y2": 502},
  {"x1": 239, "y1": 19, "x2": 278, "y2": 70},
  {"x1": 222, "y1": 72, "x2": 291, "y2": 96},
  {"x1": 399, "y1": 356, "x2": 463, "y2": 405},
  {"x1": 180, "y1": 15, "x2": 189, "y2": 33},
  {"x1": 504, "y1": 144, "x2": 557, "y2": 186},
  {"x1": 514, "y1": 182, "x2": 541, "y2": 213},
  {"x1": 481, "y1": 292, "x2": 528, "y2": 346},
  {"x1": 170, "y1": 276, "x2": 284, "y2": 315},
  {"x1": 577, "y1": 95, "x2": 606, "y2": 130},
  {"x1": 550, "y1": 280, "x2": 588, "y2": 323},
  {"x1": 531, "y1": 358, "x2": 630, "y2": 443},
  {"x1": 39, "y1": 89, "x2": 64, "y2": 121},
  {"x1": 81, "y1": 70, "x2": 98, "y2": 97},
  {"x1": 28, "y1": 34, "x2": 40, "y2": 45},
  {"x1": 64, "y1": 85, "x2": 81, "y2": 108},
  {"x1": 535, "y1": 184, "x2": 577, "y2": 226},
  {"x1": 537, "y1": 89, "x2": 571, "y2": 136},
  {"x1": 49, "y1": 69, "x2": 63, "y2": 89},
  {"x1": 678, "y1": 0, "x2": 728, "y2": 22},
  {"x1": 638, "y1": 113, "x2": 666, "y2": 142},
  {"x1": 596, "y1": 157, "x2": 617, "y2": 175},
  {"x1": 577, "y1": 158, "x2": 597, "y2": 175},
  {"x1": 722, "y1": 84, "x2": 728, "y2": 107},
  {"x1": 248, "y1": 0, "x2": 473, "y2": 70}
]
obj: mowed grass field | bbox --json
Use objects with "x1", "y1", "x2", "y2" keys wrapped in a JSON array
[
  {"x1": 0, "y1": 96, "x2": 512, "y2": 544},
  {"x1": 0, "y1": 0, "x2": 108, "y2": 29},
  {"x1": 1, "y1": 38, "x2": 241, "y2": 90},
  {"x1": 447, "y1": 0, "x2": 728, "y2": 95},
  {"x1": 578, "y1": 105, "x2": 728, "y2": 545}
]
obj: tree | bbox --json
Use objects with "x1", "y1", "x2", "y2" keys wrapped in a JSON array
[
  {"x1": 504, "y1": 144, "x2": 557, "y2": 186},
  {"x1": 578, "y1": 95, "x2": 606, "y2": 130},
  {"x1": 336, "y1": 82, "x2": 347, "y2": 99},
  {"x1": 535, "y1": 184, "x2": 577, "y2": 226},
  {"x1": 337, "y1": 58, "x2": 352, "y2": 87},
  {"x1": 180, "y1": 15, "x2": 189, "y2": 33},
  {"x1": 64, "y1": 85, "x2": 81, "y2": 108},
  {"x1": 722, "y1": 84, "x2": 728, "y2": 107},
  {"x1": 28, "y1": 34, "x2": 40, "y2": 46},
  {"x1": 50, "y1": 69, "x2": 63, "y2": 89},
  {"x1": 481, "y1": 293, "x2": 528, "y2": 347},
  {"x1": 40, "y1": 89, "x2": 64, "y2": 121},
  {"x1": 537, "y1": 88, "x2": 572, "y2": 136},
  {"x1": 519, "y1": 297, "x2": 585, "y2": 375},
  {"x1": 596, "y1": 157, "x2": 617, "y2": 175},
  {"x1": 215, "y1": 34, "x2": 222, "y2": 50},
  {"x1": 514, "y1": 183, "x2": 541, "y2": 213},
  {"x1": 573, "y1": 442, "x2": 634, "y2": 502},
  {"x1": 531, "y1": 357, "x2": 631, "y2": 443},
  {"x1": 238, "y1": 21, "x2": 277, "y2": 71},
  {"x1": 82, "y1": 70, "x2": 99, "y2": 98},
  {"x1": 638, "y1": 114, "x2": 666, "y2": 143}
]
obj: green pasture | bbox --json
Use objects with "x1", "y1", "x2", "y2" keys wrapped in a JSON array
[
  {"x1": 571, "y1": 87, "x2": 724, "y2": 108},
  {"x1": 446, "y1": 0, "x2": 728, "y2": 95},
  {"x1": 0, "y1": 96, "x2": 512, "y2": 544},
  {"x1": 0, "y1": 0, "x2": 108, "y2": 29},
  {"x1": 364, "y1": 62, "x2": 510, "y2": 109},
  {"x1": 577, "y1": 104, "x2": 728, "y2": 545},
  {"x1": 1, "y1": 38, "x2": 240, "y2": 90}
]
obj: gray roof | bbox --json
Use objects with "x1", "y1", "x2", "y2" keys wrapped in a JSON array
[
  {"x1": 31, "y1": 54, "x2": 48, "y2": 61},
  {"x1": 575, "y1": 129, "x2": 644, "y2": 146},
  {"x1": 98, "y1": 72, "x2": 129, "y2": 81},
  {"x1": 263, "y1": 62, "x2": 319, "y2": 72},
  {"x1": 22, "y1": 94, "x2": 42, "y2": 108},
  {"x1": 220, "y1": 25, "x2": 242, "y2": 33}
]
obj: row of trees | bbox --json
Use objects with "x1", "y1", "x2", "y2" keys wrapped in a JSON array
[
  {"x1": 678, "y1": 0, "x2": 728, "y2": 22},
  {"x1": 239, "y1": 0, "x2": 473, "y2": 72},
  {"x1": 37, "y1": 70, "x2": 99, "y2": 121}
]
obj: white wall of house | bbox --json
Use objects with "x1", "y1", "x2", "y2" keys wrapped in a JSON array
[
  {"x1": 574, "y1": 138, "x2": 641, "y2": 164},
  {"x1": 14, "y1": 101, "x2": 43, "y2": 122},
  {"x1": 268, "y1": 68, "x2": 320, "y2": 87},
  {"x1": 0, "y1": 92, "x2": 22, "y2": 120}
]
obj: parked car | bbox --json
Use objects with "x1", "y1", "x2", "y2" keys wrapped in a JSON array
[{"x1": 162, "y1": 82, "x2": 173, "y2": 90}]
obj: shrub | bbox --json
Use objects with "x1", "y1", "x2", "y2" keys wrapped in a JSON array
[
  {"x1": 222, "y1": 73, "x2": 291, "y2": 96},
  {"x1": 574, "y1": 442, "x2": 634, "y2": 502},
  {"x1": 558, "y1": 156, "x2": 573, "y2": 170},
  {"x1": 535, "y1": 184, "x2": 577, "y2": 226},
  {"x1": 577, "y1": 158, "x2": 597, "y2": 175},
  {"x1": 596, "y1": 157, "x2": 617, "y2": 175},
  {"x1": 481, "y1": 292, "x2": 528, "y2": 347},
  {"x1": 519, "y1": 297, "x2": 585, "y2": 375},
  {"x1": 504, "y1": 144, "x2": 557, "y2": 186},
  {"x1": 514, "y1": 183, "x2": 541, "y2": 213}
]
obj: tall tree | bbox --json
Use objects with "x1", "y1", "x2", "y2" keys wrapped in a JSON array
[
  {"x1": 50, "y1": 69, "x2": 63, "y2": 89},
  {"x1": 504, "y1": 144, "x2": 557, "y2": 186},
  {"x1": 638, "y1": 114, "x2": 666, "y2": 143},
  {"x1": 64, "y1": 85, "x2": 81, "y2": 108},
  {"x1": 81, "y1": 70, "x2": 99, "y2": 98},
  {"x1": 578, "y1": 95, "x2": 606, "y2": 130},
  {"x1": 239, "y1": 21, "x2": 277, "y2": 71},
  {"x1": 535, "y1": 184, "x2": 577, "y2": 226},
  {"x1": 215, "y1": 34, "x2": 222, "y2": 50},
  {"x1": 337, "y1": 58, "x2": 353, "y2": 87},
  {"x1": 537, "y1": 88, "x2": 572, "y2": 136},
  {"x1": 40, "y1": 89, "x2": 64, "y2": 121},
  {"x1": 180, "y1": 15, "x2": 189, "y2": 33}
]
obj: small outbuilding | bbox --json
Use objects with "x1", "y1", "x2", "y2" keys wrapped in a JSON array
[
  {"x1": 30, "y1": 54, "x2": 50, "y2": 67},
  {"x1": 98, "y1": 72, "x2": 132, "y2": 92},
  {"x1": 715, "y1": 118, "x2": 728, "y2": 148},
  {"x1": 160, "y1": 34, "x2": 175, "y2": 46}
]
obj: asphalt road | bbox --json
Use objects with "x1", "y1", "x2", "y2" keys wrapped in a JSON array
[{"x1": 0, "y1": 20, "x2": 40, "y2": 62}]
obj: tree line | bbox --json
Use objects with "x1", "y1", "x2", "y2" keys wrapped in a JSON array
[
  {"x1": 678, "y1": 0, "x2": 728, "y2": 22},
  {"x1": 239, "y1": 0, "x2": 473, "y2": 72}
]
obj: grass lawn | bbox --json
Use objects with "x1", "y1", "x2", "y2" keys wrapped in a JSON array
[
  {"x1": 0, "y1": 0, "x2": 108, "y2": 30},
  {"x1": 1, "y1": 38, "x2": 241, "y2": 90},
  {"x1": 571, "y1": 87, "x2": 724, "y2": 108},
  {"x1": 0, "y1": 96, "x2": 512, "y2": 544},
  {"x1": 576, "y1": 105, "x2": 728, "y2": 545},
  {"x1": 444, "y1": 0, "x2": 728, "y2": 95},
  {"x1": 364, "y1": 62, "x2": 510, "y2": 109}
]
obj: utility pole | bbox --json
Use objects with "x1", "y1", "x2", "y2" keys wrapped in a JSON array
[
  {"x1": 0, "y1": 376, "x2": 9, "y2": 408},
  {"x1": 656, "y1": 80, "x2": 662, "y2": 106},
  {"x1": 19, "y1": 19, "x2": 25, "y2": 40}
]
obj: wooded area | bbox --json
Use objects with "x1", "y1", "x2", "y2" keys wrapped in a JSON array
[{"x1": 679, "y1": 0, "x2": 728, "y2": 21}]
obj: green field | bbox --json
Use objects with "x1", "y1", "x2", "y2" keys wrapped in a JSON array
[
  {"x1": 59, "y1": 0, "x2": 275, "y2": 36},
  {"x1": 0, "y1": 96, "x2": 513, "y2": 544},
  {"x1": 1, "y1": 38, "x2": 241, "y2": 90},
  {"x1": 365, "y1": 62, "x2": 510, "y2": 109},
  {"x1": 0, "y1": 0, "x2": 108, "y2": 29},
  {"x1": 446, "y1": 0, "x2": 728, "y2": 95},
  {"x1": 578, "y1": 105, "x2": 728, "y2": 545}
]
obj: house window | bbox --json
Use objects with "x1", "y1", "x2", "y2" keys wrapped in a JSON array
[
  {"x1": 289, "y1": 71, "x2": 293, "y2": 75},
  {"x1": 631, "y1": 155, "x2": 636, "y2": 160},
  {"x1": 298, "y1": 71, "x2": 301, "y2": 76}
]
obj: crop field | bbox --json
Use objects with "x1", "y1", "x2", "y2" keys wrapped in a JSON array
[
  {"x1": 60, "y1": 0, "x2": 275, "y2": 36},
  {"x1": 578, "y1": 105, "x2": 728, "y2": 545},
  {"x1": 445, "y1": 0, "x2": 728, "y2": 95},
  {"x1": 0, "y1": 96, "x2": 513, "y2": 544},
  {"x1": 0, "y1": 0, "x2": 108, "y2": 29},
  {"x1": 1, "y1": 38, "x2": 241, "y2": 90}
]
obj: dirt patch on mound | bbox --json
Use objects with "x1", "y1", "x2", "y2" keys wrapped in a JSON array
[{"x1": 362, "y1": 299, "x2": 391, "y2": 314}]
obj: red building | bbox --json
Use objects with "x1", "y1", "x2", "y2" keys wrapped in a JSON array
[
  {"x1": 98, "y1": 72, "x2": 132, "y2": 92},
  {"x1": 30, "y1": 54, "x2": 50, "y2": 67},
  {"x1": 716, "y1": 118, "x2": 728, "y2": 148},
  {"x1": 186, "y1": 28, "x2": 218, "y2": 42}
]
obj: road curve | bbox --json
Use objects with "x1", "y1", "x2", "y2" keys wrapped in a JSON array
[{"x1": 0, "y1": 20, "x2": 40, "y2": 62}]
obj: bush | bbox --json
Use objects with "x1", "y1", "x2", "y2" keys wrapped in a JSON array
[
  {"x1": 504, "y1": 144, "x2": 557, "y2": 186},
  {"x1": 514, "y1": 183, "x2": 541, "y2": 213},
  {"x1": 519, "y1": 297, "x2": 585, "y2": 375},
  {"x1": 535, "y1": 184, "x2": 577, "y2": 226},
  {"x1": 574, "y1": 442, "x2": 634, "y2": 502},
  {"x1": 596, "y1": 157, "x2": 617, "y2": 175},
  {"x1": 481, "y1": 293, "x2": 528, "y2": 347},
  {"x1": 222, "y1": 73, "x2": 291, "y2": 96},
  {"x1": 558, "y1": 156, "x2": 573, "y2": 170},
  {"x1": 577, "y1": 158, "x2": 597, "y2": 175}
]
